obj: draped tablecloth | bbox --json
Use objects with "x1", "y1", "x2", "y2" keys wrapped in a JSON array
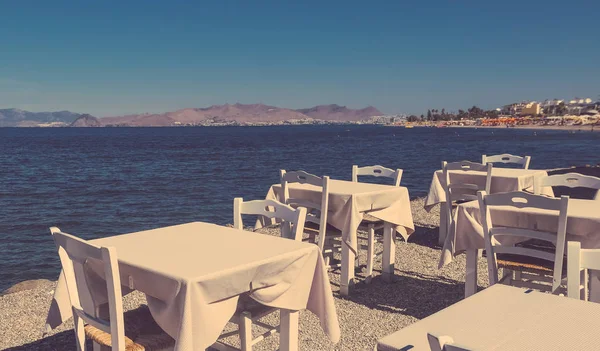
[
  {"x1": 46, "y1": 222, "x2": 340, "y2": 350},
  {"x1": 376, "y1": 284, "x2": 600, "y2": 351},
  {"x1": 424, "y1": 168, "x2": 553, "y2": 211},
  {"x1": 259, "y1": 180, "x2": 415, "y2": 254},
  {"x1": 439, "y1": 198, "x2": 600, "y2": 268}
]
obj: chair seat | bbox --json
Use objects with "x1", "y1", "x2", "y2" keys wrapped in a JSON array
[
  {"x1": 496, "y1": 254, "x2": 567, "y2": 275},
  {"x1": 84, "y1": 306, "x2": 174, "y2": 351}
]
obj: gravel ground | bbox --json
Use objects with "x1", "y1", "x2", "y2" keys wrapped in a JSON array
[{"x1": 0, "y1": 198, "x2": 491, "y2": 351}]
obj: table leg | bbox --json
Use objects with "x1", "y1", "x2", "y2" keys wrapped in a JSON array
[
  {"x1": 465, "y1": 249, "x2": 478, "y2": 298},
  {"x1": 439, "y1": 202, "x2": 448, "y2": 246},
  {"x1": 280, "y1": 309, "x2": 299, "y2": 351},
  {"x1": 382, "y1": 222, "x2": 396, "y2": 283},
  {"x1": 341, "y1": 242, "x2": 355, "y2": 296}
]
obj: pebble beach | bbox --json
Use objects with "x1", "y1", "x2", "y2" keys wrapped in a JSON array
[{"x1": 0, "y1": 198, "x2": 492, "y2": 351}]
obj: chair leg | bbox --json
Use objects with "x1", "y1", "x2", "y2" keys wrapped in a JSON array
[
  {"x1": 73, "y1": 312, "x2": 86, "y2": 351},
  {"x1": 280, "y1": 309, "x2": 299, "y2": 351},
  {"x1": 239, "y1": 311, "x2": 253, "y2": 351},
  {"x1": 366, "y1": 225, "x2": 375, "y2": 283}
]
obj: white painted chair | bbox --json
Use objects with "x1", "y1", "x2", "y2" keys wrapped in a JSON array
[
  {"x1": 567, "y1": 241, "x2": 600, "y2": 301},
  {"x1": 482, "y1": 154, "x2": 531, "y2": 169},
  {"x1": 439, "y1": 161, "x2": 492, "y2": 245},
  {"x1": 535, "y1": 172, "x2": 600, "y2": 200},
  {"x1": 280, "y1": 170, "x2": 342, "y2": 268},
  {"x1": 213, "y1": 199, "x2": 306, "y2": 351},
  {"x1": 352, "y1": 165, "x2": 403, "y2": 282},
  {"x1": 351, "y1": 165, "x2": 402, "y2": 186},
  {"x1": 477, "y1": 191, "x2": 569, "y2": 294},
  {"x1": 233, "y1": 198, "x2": 307, "y2": 241},
  {"x1": 49, "y1": 227, "x2": 174, "y2": 351}
]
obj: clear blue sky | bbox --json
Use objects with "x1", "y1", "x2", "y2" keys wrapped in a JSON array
[{"x1": 1, "y1": 1, "x2": 598, "y2": 116}]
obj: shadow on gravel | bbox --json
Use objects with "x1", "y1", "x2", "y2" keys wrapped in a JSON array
[
  {"x1": 4, "y1": 330, "x2": 92, "y2": 351},
  {"x1": 406, "y1": 225, "x2": 440, "y2": 249},
  {"x1": 340, "y1": 269, "x2": 464, "y2": 320}
]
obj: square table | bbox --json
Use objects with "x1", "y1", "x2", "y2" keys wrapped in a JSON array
[
  {"x1": 424, "y1": 167, "x2": 553, "y2": 244},
  {"x1": 46, "y1": 222, "x2": 340, "y2": 351},
  {"x1": 259, "y1": 179, "x2": 415, "y2": 295},
  {"x1": 376, "y1": 284, "x2": 600, "y2": 351},
  {"x1": 440, "y1": 198, "x2": 600, "y2": 298}
]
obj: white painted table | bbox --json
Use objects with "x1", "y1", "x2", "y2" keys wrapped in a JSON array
[
  {"x1": 261, "y1": 179, "x2": 415, "y2": 295},
  {"x1": 440, "y1": 198, "x2": 600, "y2": 298},
  {"x1": 46, "y1": 222, "x2": 340, "y2": 350},
  {"x1": 376, "y1": 284, "x2": 600, "y2": 351}
]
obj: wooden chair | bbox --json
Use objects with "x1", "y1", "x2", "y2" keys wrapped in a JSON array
[
  {"x1": 351, "y1": 165, "x2": 402, "y2": 186},
  {"x1": 233, "y1": 198, "x2": 307, "y2": 241},
  {"x1": 439, "y1": 161, "x2": 492, "y2": 245},
  {"x1": 535, "y1": 172, "x2": 600, "y2": 200},
  {"x1": 49, "y1": 227, "x2": 174, "y2": 351},
  {"x1": 279, "y1": 170, "x2": 342, "y2": 268},
  {"x1": 477, "y1": 191, "x2": 569, "y2": 294},
  {"x1": 567, "y1": 241, "x2": 600, "y2": 301},
  {"x1": 482, "y1": 154, "x2": 531, "y2": 169},
  {"x1": 213, "y1": 198, "x2": 307, "y2": 351},
  {"x1": 352, "y1": 165, "x2": 403, "y2": 282}
]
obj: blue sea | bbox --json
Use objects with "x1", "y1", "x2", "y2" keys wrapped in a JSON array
[{"x1": 1, "y1": 125, "x2": 598, "y2": 291}]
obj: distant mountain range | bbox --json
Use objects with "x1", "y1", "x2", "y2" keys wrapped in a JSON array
[
  {"x1": 0, "y1": 104, "x2": 383, "y2": 127},
  {"x1": 0, "y1": 109, "x2": 83, "y2": 127}
]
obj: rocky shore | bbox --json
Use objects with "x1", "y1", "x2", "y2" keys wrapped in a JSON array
[{"x1": 0, "y1": 198, "x2": 493, "y2": 351}]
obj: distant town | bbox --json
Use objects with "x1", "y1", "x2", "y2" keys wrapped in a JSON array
[{"x1": 394, "y1": 97, "x2": 600, "y2": 129}]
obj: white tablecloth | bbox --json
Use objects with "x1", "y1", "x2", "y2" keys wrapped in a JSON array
[
  {"x1": 260, "y1": 180, "x2": 415, "y2": 254},
  {"x1": 46, "y1": 222, "x2": 340, "y2": 350},
  {"x1": 377, "y1": 284, "x2": 600, "y2": 351},
  {"x1": 424, "y1": 168, "x2": 552, "y2": 211}
]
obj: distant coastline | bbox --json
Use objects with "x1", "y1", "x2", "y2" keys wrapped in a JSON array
[{"x1": 446, "y1": 124, "x2": 599, "y2": 132}]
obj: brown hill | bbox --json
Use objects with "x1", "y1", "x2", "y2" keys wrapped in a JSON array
[
  {"x1": 296, "y1": 104, "x2": 383, "y2": 121},
  {"x1": 100, "y1": 103, "x2": 383, "y2": 126}
]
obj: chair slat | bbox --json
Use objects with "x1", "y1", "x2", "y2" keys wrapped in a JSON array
[
  {"x1": 234, "y1": 198, "x2": 307, "y2": 241},
  {"x1": 490, "y1": 227, "x2": 559, "y2": 244},
  {"x1": 352, "y1": 165, "x2": 403, "y2": 186},
  {"x1": 482, "y1": 154, "x2": 531, "y2": 169},
  {"x1": 493, "y1": 246, "x2": 557, "y2": 262}
]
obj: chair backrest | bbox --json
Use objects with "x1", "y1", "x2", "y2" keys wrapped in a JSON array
[
  {"x1": 442, "y1": 161, "x2": 492, "y2": 203},
  {"x1": 351, "y1": 165, "x2": 403, "y2": 186},
  {"x1": 482, "y1": 154, "x2": 531, "y2": 169},
  {"x1": 477, "y1": 191, "x2": 569, "y2": 293},
  {"x1": 233, "y1": 198, "x2": 307, "y2": 241},
  {"x1": 280, "y1": 170, "x2": 330, "y2": 251},
  {"x1": 535, "y1": 173, "x2": 600, "y2": 200},
  {"x1": 50, "y1": 227, "x2": 126, "y2": 350},
  {"x1": 567, "y1": 241, "x2": 600, "y2": 300}
]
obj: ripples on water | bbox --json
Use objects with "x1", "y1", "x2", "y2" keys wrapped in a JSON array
[{"x1": 1, "y1": 125, "x2": 598, "y2": 290}]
